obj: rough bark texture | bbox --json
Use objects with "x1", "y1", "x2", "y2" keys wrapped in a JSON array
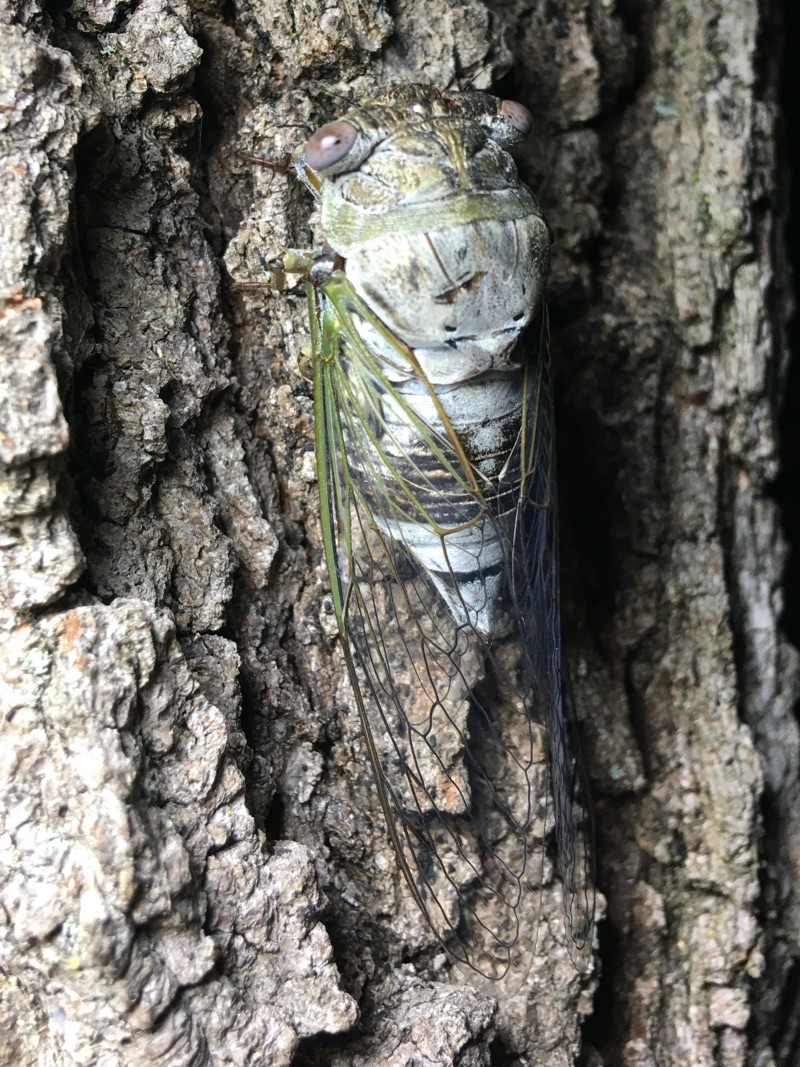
[{"x1": 1, "y1": 0, "x2": 797, "y2": 1065}]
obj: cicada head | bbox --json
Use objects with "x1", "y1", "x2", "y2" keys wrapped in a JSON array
[{"x1": 302, "y1": 85, "x2": 535, "y2": 181}]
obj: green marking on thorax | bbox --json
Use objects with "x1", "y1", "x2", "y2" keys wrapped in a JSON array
[{"x1": 322, "y1": 186, "x2": 539, "y2": 250}]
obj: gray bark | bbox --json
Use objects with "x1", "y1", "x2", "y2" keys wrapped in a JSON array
[{"x1": 0, "y1": 0, "x2": 797, "y2": 1064}]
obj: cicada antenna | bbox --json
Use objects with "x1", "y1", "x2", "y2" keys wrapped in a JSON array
[
  {"x1": 236, "y1": 150, "x2": 293, "y2": 173},
  {"x1": 306, "y1": 82, "x2": 358, "y2": 117},
  {"x1": 234, "y1": 113, "x2": 311, "y2": 175},
  {"x1": 311, "y1": 83, "x2": 351, "y2": 103},
  {"x1": 446, "y1": 59, "x2": 496, "y2": 93},
  {"x1": 446, "y1": 56, "x2": 517, "y2": 94}
]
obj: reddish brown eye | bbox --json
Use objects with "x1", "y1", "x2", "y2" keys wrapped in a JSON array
[
  {"x1": 305, "y1": 120, "x2": 358, "y2": 170},
  {"x1": 499, "y1": 99, "x2": 534, "y2": 136}
]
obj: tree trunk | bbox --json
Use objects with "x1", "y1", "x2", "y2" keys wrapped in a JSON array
[{"x1": 1, "y1": 0, "x2": 797, "y2": 1064}]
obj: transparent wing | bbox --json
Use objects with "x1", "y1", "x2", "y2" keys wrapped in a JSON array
[
  {"x1": 508, "y1": 311, "x2": 596, "y2": 967},
  {"x1": 312, "y1": 270, "x2": 592, "y2": 977}
]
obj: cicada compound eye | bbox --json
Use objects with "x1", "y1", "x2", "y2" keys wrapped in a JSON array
[
  {"x1": 499, "y1": 99, "x2": 534, "y2": 137},
  {"x1": 305, "y1": 120, "x2": 358, "y2": 170}
]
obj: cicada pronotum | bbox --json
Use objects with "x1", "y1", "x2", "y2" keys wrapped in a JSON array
[{"x1": 267, "y1": 84, "x2": 594, "y2": 979}]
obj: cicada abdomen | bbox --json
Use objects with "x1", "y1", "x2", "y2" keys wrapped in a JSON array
[{"x1": 279, "y1": 85, "x2": 594, "y2": 978}]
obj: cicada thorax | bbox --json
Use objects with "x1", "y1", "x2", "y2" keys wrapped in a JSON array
[{"x1": 317, "y1": 98, "x2": 550, "y2": 377}]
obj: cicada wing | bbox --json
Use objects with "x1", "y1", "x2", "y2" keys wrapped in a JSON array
[
  {"x1": 314, "y1": 274, "x2": 548, "y2": 979},
  {"x1": 506, "y1": 310, "x2": 596, "y2": 966}
]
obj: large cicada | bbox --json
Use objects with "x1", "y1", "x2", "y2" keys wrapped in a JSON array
[{"x1": 270, "y1": 85, "x2": 594, "y2": 978}]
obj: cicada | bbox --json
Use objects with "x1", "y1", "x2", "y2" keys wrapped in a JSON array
[{"x1": 270, "y1": 85, "x2": 594, "y2": 978}]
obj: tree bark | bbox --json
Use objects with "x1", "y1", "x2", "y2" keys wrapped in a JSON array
[{"x1": 1, "y1": 0, "x2": 797, "y2": 1064}]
